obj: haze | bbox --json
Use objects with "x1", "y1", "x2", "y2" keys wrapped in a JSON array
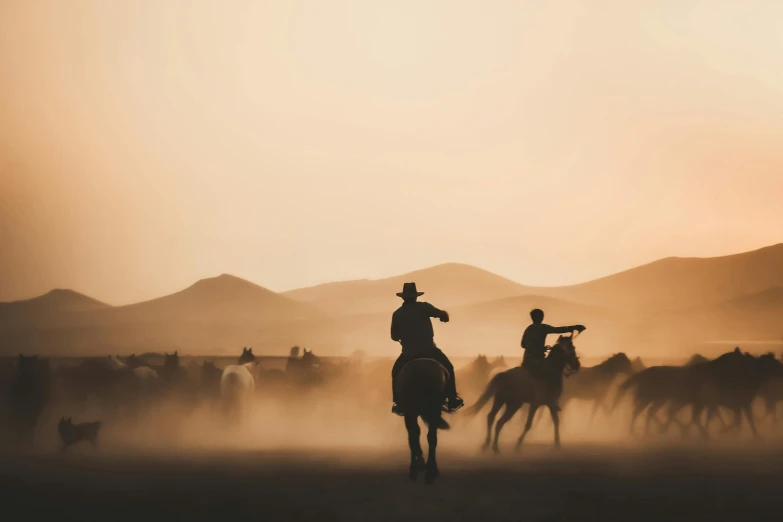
[{"x1": 2, "y1": 1, "x2": 782, "y2": 305}]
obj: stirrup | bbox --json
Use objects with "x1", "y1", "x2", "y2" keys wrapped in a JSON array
[{"x1": 445, "y1": 396, "x2": 464, "y2": 412}]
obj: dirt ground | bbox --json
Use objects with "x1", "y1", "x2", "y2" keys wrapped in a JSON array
[{"x1": 2, "y1": 443, "x2": 782, "y2": 522}]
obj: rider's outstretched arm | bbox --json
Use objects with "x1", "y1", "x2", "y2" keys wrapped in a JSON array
[
  {"x1": 424, "y1": 303, "x2": 449, "y2": 322},
  {"x1": 545, "y1": 324, "x2": 580, "y2": 335}
]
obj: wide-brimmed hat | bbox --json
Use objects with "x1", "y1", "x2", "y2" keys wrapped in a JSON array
[{"x1": 396, "y1": 282, "x2": 424, "y2": 299}]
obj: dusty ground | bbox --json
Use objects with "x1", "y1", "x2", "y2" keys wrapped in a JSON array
[{"x1": 2, "y1": 443, "x2": 782, "y2": 522}]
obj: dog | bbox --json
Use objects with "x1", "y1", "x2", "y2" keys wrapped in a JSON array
[{"x1": 58, "y1": 417, "x2": 102, "y2": 450}]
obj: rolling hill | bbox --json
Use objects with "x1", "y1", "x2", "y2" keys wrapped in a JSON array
[
  {"x1": 283, "y1": 262, "x2": 533, "y2": 316},
  {"x1": 0, "y1": 289, "x2": 110, "y2": 328},
  {"x1": 537, "y1": 243, "x2": 783, "y2": 313},
  {"x1": 0, "y1": 275, "x2": 323, "y2": 356}
]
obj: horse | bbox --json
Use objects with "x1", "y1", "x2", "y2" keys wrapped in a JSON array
[
  {"x1": 457, "y1": 355, "x2": 508, "y2": 399},
  {"x1": 665, "y1": 349, "x2": 783, "y2": 438},
  {"x1": 614, "y1": 349, "x2": 783, "y2": 439},
  {"x1": 238, "y1": 347, "x2": 256, "y2": 365},
  {"x1": 465, "y1": 333, "x2": 582, "y2": 453},
  {"x1": 220, "y1": 363, "x2": 256, "y2": 418},
  {"x1": 286, "y1": 348, "x2": 324, "y2": 388},
  {"x1": 396, "y1": 358, "x2": 450, "y2": 485},
  {"x1": 557, "y1": 352, "x2": 634, "y2": 423},
  {"x1": 8, "y1": 355, "x2": 53, "y2": 449}
]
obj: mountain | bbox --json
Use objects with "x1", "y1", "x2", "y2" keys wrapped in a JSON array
[
  {"x1": 92, "y1": 273, "x2": 320, "y2": 326},
  {"x1": 649, "y1": 286, "x2": 783, "y2": 349},
  {"x1": 0, "y1": 275, "x2": 323, "y2": 356},
  {"x1": 537, "y1": 243, "x2": 783, "y2": 313},
  {"x1": 283, "y1": 263, "x2": 533, "y2": 316},
  {"x1": 0, "y1": 289, "x2": 110, "y2": 328}
]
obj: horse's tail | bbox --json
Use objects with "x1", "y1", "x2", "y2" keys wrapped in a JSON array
[
  {"x1": 464, "y1": 373, "x2": 502, "y2": 417},
  {"x1": 611, "y1": 372, "x2": 641, "y2": 413}
]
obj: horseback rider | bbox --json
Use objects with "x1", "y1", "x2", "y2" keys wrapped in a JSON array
[
  {"x1": 390, "y1": 282, "x2": 464, "y2": 415},
  {"x1": 521, "y1": 309, "x2": 585, "y2": 375}
]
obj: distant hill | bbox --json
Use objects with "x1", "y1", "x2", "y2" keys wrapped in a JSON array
[
  {"x1": 0, "y1": 275, "x2": 323, "y2": 356},
  {"x1": 3, "y1": 244, "x2": 783, "y2": 357},
  {"x1": 92, "y1": 274, "x2": 321, "y2": 325},
  {"x1": 648, "y1": 286, "x2": 783, "y2": 349},
  {"x1": 283, "y1": 263, "x2": 532, "y2": 315},
  {"x1": 537, "y1": 243, "x2": 783, "y2": 313},
  {"x1": 0, "y1": 289, "x2": 110, "y2": 328}
]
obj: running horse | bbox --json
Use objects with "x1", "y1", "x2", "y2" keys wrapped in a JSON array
[
  {"x1": 396, "y1": 357, "x2": 451, "y2": 485},
  {"x1": 466, "y1": 332, "x2": 582, "y2": 453}
]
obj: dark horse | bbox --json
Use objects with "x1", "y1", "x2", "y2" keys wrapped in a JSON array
[
  {"x1": 9, "y1": 355, "x2": 53, "y2": 449},
  {"x1": 238, "y1": 347, "x2": 256, "y2": 365},
  {"x1": 396, "y1": 358, "x2": 450, "y2": 485},
  {"x1": 465, "y1": 333, "x2": 581, "y2": 453}
]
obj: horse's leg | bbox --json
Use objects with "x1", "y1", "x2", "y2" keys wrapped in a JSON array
[
  {"x1": 405, "y1": 414, "x2": 424, "y2": 480},
  {"x1": 629, "y1": 398, "x2": 649, "y2": 437},
  {"x1": 482, "y1": 397, "x2": 503, "y2": 451},
  {"x1": 644, "y1": 401, "x2": 664, "y2": 437},
  {"x1": 588, "y1": 398, "x2": 603, "y2": 425},
  {"x1": 549, "y1": 404, "x2": 561, "y2": 449},
  {"x1": 690, "y1": 403, "x2": 711, "y2": 440},
  {"x1": 425, "y1": 420, "x2": 439, "y2": 485},
  {"x1": 515, "y1": 404, "x2": 539, "y2": 452},
  {"x1": 743, "y1": 403, "x2": 762, "y2": 440},
  {"x1": 492, "y1": 402, "x2": 520, "y2": 454}
]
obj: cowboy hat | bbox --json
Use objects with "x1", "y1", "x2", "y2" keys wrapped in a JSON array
[{"x1": 396, "y1": 282, "x2": 424, "y2": 298}]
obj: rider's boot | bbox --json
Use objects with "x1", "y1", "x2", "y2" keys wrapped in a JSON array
[
  {"x1": 447, "y1": 395, "x2": 464, "y2": 412},
  {"x1": 391, "y1": 403, "x2": 404, "y2": 416}
]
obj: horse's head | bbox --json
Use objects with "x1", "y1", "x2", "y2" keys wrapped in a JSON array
[
  {"x1": 18, "y1": 354, "x2": 48, "y2": 378},
  {"x1": 756, "y1": 352, "x2": 783, "y2": 378},
  {"x1": 550, "y1": 335, "x2": 580, "y2": 376},
  {"x1": 301, "y1": 349, "x2": 321, "y2": 366},
  {"x1": 164, "y1": 351, "x2": 180, "y2": 368},
  {"x1": 238, "y1": 347, "x2": 256, "y2": 364},
  {"x1": 491, "y1": 356, "x2": 508, "y2": 370},
  {"x1": 602, "y1": 352, "x2": 633, "y2": 374},
  {"x1": 686, "y1": 353, "x2": 709, "y2": 366},
  {"x1": 631, "y1": 356, "x2": 646, "y2": 373}
]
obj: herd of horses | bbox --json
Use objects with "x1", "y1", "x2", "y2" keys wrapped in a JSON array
[{"x1": 3, "y1": 336, "x2": 783, "y2": 486}]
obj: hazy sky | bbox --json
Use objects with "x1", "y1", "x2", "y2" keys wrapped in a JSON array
[{"x1": 2, "y1": 1, "x2": 782, "y2": 305}]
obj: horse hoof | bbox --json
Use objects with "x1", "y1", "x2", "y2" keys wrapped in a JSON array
[
  {"x1": 514, "y1": 444, "x2": 522, "y2": 453},
  {"x1": 554, "y1": 441, "x2": 561, "y2": 450},
  {"x1": 425, "y1": 468, "x2": 439, "y2": 485},
  {"x1": 492, "y1": 446, "x2": 500, "y2": 455},
  {"x1": 409, "y1": 467, "x2": 419, "y2": 481}
]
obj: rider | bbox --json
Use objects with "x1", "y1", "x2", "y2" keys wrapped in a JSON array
[
  {"x1": 521, "y1": 308, "x2": 585, "y2": 374},
  {"x1": 390, "y1": 282, "x2": 463, "y2": 416}
]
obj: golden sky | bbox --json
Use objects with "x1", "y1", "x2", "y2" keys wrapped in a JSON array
[{"x1": 1, "y1": 0, "x2": 782, "y2": 304}]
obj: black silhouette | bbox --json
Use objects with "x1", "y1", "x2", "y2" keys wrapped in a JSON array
[
  {"x1": 396, "y1": 358, "x2": 450, "y2": 485},
  {"x1": 58, "y1": 417, "x2": 102, "y2": 450},
  {"x1": 546, "y1": 352, "x2": 635, "y2": 425},
  {"x1": 613, "y1": 348, "x2": 783, "y2": 438},
  {"x1": 238, "y1": 347, "x2": 256, "y2": 364},
  {"x1": 521, "y1": 308, "x2": 585, "y2": 377},
  {"x1": 390, "y1": 282, "x2": 462, "y2": 415},
  {"x1": 8, "y1": 355, "x2": 52, "y2": 448},
  {"x1": 466, "y1": 332, "x2": 582, "y2": 453}
]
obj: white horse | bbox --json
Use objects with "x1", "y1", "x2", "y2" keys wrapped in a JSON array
[{"x1": 220, "y1": 363, "x2": 256, "y2": 417}]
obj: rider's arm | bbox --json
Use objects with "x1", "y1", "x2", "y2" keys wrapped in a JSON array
[
  {"x1": 544, "y1": 324, "x2": 578, "y2": 334},
  {"x1": 390, "y1": 313, "x2": 401, "y2": 342},
  {"x1": 424, "y1": 303, "x2": 449, "y2": 322}
]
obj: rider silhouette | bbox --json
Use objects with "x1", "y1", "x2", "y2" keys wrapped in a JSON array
[
  {"x1": 521, "y1": 308, "x2": 585, "y2": 373},
  {"x1": 390, "y1": 282, "x2": 463, "y2": 416}
]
